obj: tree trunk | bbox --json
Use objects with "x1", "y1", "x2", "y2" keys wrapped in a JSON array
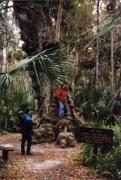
[
  {"x1": 73, "y1": 50, "x2": 80, "y2": 106},
  {"x1": 2, "y1": 28, "x2": 7, "y2": 73},
  {"x1": 2, "y1": 0, "x2": 9, "y2": 129},
  {"x1": 2, "y1": 27, "x2": 7, "y2": 73},
  {"x1": 13, "y1": 0, "x2": 52, "y2": 118},
  {"x1": 96, "y1": 0, "x2": 100, "y2": 87},
  {"x1": 55, "y1": 0, "x2": 64, "y2": 42},
  {"x1": 111, "y1": 30, "x2": 115, "y2": 93},
  {"x1": 2, "y1": 0, "x2": 9, "y2": 73}
]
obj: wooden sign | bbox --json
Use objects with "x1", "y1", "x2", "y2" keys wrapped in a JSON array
[{"x1": 74, "y1": 127, "x2": 113, "y2": 146}]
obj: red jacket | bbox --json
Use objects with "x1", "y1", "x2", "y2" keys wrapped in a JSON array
[{"x1": 55, "y1": 87, "x2": 67, "y2": 104}]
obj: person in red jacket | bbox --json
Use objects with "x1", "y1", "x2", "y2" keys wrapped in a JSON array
[{"x1": 55, "y1": 84, "x2": 67, "y2": 117}]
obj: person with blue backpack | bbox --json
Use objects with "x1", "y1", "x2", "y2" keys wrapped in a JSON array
[{"x1": 20, "y1": 108, "x2": 34, "y2": 155}]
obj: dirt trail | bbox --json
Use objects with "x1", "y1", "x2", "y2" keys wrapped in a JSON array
[{"x1": 0, "y1": 134, "x2": 108, "y2": 180}]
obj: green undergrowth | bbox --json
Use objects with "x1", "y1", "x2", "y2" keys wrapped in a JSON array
[
  {"x1": 0, "y1": 130, "x2": 12, "y2": 135},
  {"x1": 0, "y1": 158, "x2": 5, "y2": 169}
]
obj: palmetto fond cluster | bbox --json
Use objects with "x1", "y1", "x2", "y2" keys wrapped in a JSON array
[{"x1": 0, "y1": 49, "x2": 66, "y2": 100}]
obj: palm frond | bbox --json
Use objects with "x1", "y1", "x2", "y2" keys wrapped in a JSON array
[
  {"x1": 0, "y1": 49, "x2": 66, "y2": 99},
  {"x1": 86, "y1": 17, "x2": 121, "y2": 48}
]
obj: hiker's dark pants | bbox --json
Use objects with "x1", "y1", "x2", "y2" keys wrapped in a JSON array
[{"x1": 21, "y1": 134, "x2": 32, "y2": 154}]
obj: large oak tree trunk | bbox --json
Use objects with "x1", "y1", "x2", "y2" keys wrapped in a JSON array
[{"x1": 13, "y1": 0, "x2": 52, "y2": 118}]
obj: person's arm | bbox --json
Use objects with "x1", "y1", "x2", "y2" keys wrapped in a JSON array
[
  {"x1": 26, "y1": 115, "x2": 32, "y2": 121},
  {"x1": 19, "y1": 118, "x2": 24, "y2": 133},
  {"x1": 27, "y1": 115, "x2": 36, "y2": 126}
]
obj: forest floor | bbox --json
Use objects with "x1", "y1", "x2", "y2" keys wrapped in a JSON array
[{"x1": 0, "y1": 134, "x2": 110, "y2": 180}]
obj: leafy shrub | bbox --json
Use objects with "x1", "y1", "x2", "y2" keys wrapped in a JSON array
[
  {"x1": 80, "y1": 144, "x2": 94, "y2": 165},
  {"x1": 0, "y1": 91, "x2": 35, "y2": 131},
  {"x1": 95, "y1": 145, "x2": 121, "y2": 178},
  {"x1": 0, "y1": 158, "x2": 5, "y2": 169},
  {"x1": 76, "y1": 87, "x2": 112, "y2": 120}
]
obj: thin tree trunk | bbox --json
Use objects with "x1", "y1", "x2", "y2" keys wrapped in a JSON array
[
  {"x1": 55, "y1": 0, "x2": 64, "y2": 42},
  {"x1": 96, "y1": 0, "x2": 100, "y2": 86},
  {"x1": 111, "y1": 30, "x2": 115, "y2": 93},
  {"x1": 2, "y1": 28, "x2": 8, "y2": 73},
  {"x1": 73, "y1": 50, "x2": 82, "y2": 105},
  {"x1": 2, "y1": 0, "x2": 9, "y2": 129},
  {"x1": 2, "y1": 0, "x2": 9, "y2": 73}
]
